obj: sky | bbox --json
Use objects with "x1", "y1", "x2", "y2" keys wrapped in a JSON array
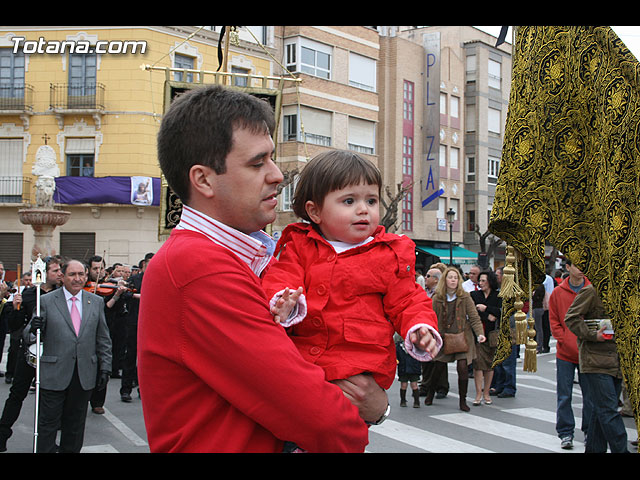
[{"x1": 475, "y1": 26, "x2": 640, "y2": 61}]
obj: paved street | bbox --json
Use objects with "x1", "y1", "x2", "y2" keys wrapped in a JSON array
[{"x1": 0, "y1": 337, "x2": 637, "y2": 453}]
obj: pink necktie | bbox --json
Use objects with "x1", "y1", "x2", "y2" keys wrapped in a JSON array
[{"x1": 71, "y1": 296, "x2": 81, "y2": 335}]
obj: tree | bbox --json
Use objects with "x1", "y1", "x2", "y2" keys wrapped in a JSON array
[
  {"x1": 474, "y1": 223, "x2": 503, "y2": 264},
  {"x1": 380, "y1": 182, "x2": 413, "y2": 233}
]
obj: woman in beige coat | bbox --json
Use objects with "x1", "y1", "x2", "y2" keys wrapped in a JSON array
[{"x1": 428, "y1": 267, "x2": 485, "y2": 411}]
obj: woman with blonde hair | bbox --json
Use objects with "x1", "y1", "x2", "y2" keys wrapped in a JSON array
[{"x1": 426, "y1": 267, "x2": 485, "y2": 411}]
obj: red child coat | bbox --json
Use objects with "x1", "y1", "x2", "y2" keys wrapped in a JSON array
[
  {"x1": 137, "y1": 228, "x2": 369, "y2": 453},
  {"x1": 262, "y1": 223, "x2": 441, "y2": 389}
]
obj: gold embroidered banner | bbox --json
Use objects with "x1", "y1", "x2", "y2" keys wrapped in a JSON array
[{"x1": 488, "y1": 26, "x2": 640, "y2": 427}]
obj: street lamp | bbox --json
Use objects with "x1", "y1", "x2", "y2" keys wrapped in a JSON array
[{"x1": 446, "y1": 208, "x2": 456, "y2": 265}]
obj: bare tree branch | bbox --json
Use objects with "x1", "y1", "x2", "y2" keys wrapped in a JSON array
[{"x1": 380, "y1": 182, "x2": 413, "y2": 233}]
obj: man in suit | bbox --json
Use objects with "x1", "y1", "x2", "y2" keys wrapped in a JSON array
[{"x1": 24, "y1": 259, "x2": 112, "y2": 453}]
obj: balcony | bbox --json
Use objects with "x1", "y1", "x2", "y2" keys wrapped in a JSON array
[
  {"x1": 50, "y1": 82, "x2": 105, "y2": 110},
  {"x1": 0, "y1": 84, "x2": 34, "y2": 113},
  {"x1": 0, "y1": 176, "x2": 32, "y2": 204},
  {"x1": 50, "y1": 83, "x2": 105, "y2": 128}
]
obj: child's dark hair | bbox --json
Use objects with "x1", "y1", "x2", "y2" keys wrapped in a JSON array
[{"x1": 292, "y1": 150, "x2": 382, "y2": 223}]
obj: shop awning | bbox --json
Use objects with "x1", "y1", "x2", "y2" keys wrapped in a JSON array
[{"x1": 416, "y1": 245, "x2": 479, "y2": 265}]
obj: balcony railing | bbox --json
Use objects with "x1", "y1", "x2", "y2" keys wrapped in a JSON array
[
  {"x1": 0, "y1": 176, "x2": 32, "y2": 203},
  {"x1": 0, "y1": 84, "x2": 34, "y2": 112},
  {"x1": 50, "y1": 83, "x2": 105, "y2": 110}
]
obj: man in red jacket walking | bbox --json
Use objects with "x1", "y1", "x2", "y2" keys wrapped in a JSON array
[
  {"x1": 138, "y1": 85, "x2": 388, "y2": 453},
  {"x1": 548, "y1": 259, "x2": 593, "y2": 450}
]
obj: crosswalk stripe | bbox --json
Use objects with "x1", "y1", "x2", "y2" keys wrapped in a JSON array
[
  {"x1": 103, "y1": 408, "x2": 148, "y2": 446},
  {"x1": 369, "y1": 419, "x2": 493, "y2": 453},
  {"x1": 430, "y1": 412, "x2": 581, "y2": 452},
  {"x1": 81, "y1": 444, "x2": 119, "y2": 453},
  {"x1": 504, "y1": 407, "x2": 638, "y2": 440}
]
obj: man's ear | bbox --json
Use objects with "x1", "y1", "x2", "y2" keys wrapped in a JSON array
[
  {"x1": 188, "y1": 164, "x2": 216, "y2": 199},
  {"x1": 305, "y1": 200, "x2": 322, "y2": 225}
]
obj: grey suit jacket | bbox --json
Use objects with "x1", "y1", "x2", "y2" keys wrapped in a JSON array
[{"x1": 24, "y1": 288, "x2": 112, "y2": 391}]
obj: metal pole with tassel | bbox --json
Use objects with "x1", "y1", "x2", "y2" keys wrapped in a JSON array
[{"x1": 523, "y1": 260, "x2": 538, "y2": 372}]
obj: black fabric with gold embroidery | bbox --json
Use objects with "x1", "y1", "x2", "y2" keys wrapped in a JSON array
[{"x1": 488, "y1": 26, "x2": 640, "y2": 427}]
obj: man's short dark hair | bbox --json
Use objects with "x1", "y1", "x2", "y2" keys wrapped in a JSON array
[{"x1": 157, "y1": 84, "x2": 276, "y2": 204}]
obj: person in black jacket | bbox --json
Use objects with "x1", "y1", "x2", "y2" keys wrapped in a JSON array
[
  {"x1": 470, "y1": 270, "x2": 502, "y2": 405},
  {"x1": 0, "y1": 256, "x2": 63, "y2": 452}
]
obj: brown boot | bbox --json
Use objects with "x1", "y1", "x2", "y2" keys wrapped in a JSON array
[
  {"x1": 424, "y1": 389, "x2": 434, "y2": 406},
  {"x1": 400, "y1": 389, "x2": 407, "y2": 407},
  {"x1": 458, "y1": 377, "x2": 470, "y2": 412},
  {"x1": 412, "y1": 389, "x2": 421, "y2": 408}
]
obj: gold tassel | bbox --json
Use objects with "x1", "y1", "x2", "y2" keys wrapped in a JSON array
[
  {"x1": 498, "y1": 246, "x2": 524, "y2": 300},
  {"x1": 523, "y1": 259, "x2": 537, "y2": 372},
  {"x1": 514, "y1": 300, "x2": 528, "y2": 344}
]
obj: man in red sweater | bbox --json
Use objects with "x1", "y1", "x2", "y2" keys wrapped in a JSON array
[
  {"x1": 548, "y1": 259, "x2": 593, "y2": 450},
  {"x1": 138, "y1": 85, "x2": 387, "y2": 453}
]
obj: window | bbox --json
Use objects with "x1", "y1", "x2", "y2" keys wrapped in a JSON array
[
  {"x1": 60, "y1": 232, "x2": 95, "y2": 263},
  {"x1": 437, "y1": 197, "x2": 446, "y2": 219},
  {"x1": 68, "y1": 53, "x2": 96, "y2": 107},
  {"x1": 283, "y1": 114, "x2": 297, "y2": 142},
  {"x1": 0, "y1": 48, "x2": 25, "y2": 104},
  {"x1": 439, "y1": 145, "x2": 446, "y2": 167},
  {"x1": 450, "y1": 198, "x2": 459, "y2": 221},
  {"x1": 67, "y1": 154, "x2": 94, "y2": 177},
  {"x1": 466, "y1": 210, "x2": 476, "y2": 231},
  {"x1": 403, "y1": 80, "x2": 414, "y2": 121},
  {"x1": 450, "y1": 96, "x2": 460, "y2": 128},
  {"x1": 348, "y1": 117, "x2": 375, "y2": 155},
  {"x1": 466, "y1": 54, "x2": 476, "y2": 73},
  {"x1": 402, "y1": 189, "x2": 413, "y2": 232},
  {"x1": 174, "y1": 54, "x2": 194, "y2": 82},
  {"x1": 231, "y1": 66, "x2": 249, "y2": 87},
  {"x1": 402, "y1": 136, "x2": 413, "y2": 176},
  {"x1": 281, "y1": 176, "x2": 297, "y2": 212},
  {"x1": 285, "y1": 38, "x2": 332, "y2": 80},
  {"x1": 450, "y1": 147, "x2": 459, "y2": 170},
  {"x1": 0, "y1": 138, "x2": 23, "y2": 200},
  {"x1": 66, "y1": 138, "x2": 95, "y2": 177},
  {"x1": 301, "y1": 46, "x2": 330, "y2": 78},
  {"x1": 488, "y1": 156, "x2": 500, "y2": 184},
  {"x1": 465, "y1": 103, "x2": 476, "y2": 132},
  {"x1": 440, "y1": 93, "x2": 447, "y2": 115},
  {"x1": 488, "y1": 59, "x2": 501, "y2": 90},
  {"x1": 349, "y1": 52, "x2": 376, "y2": 91},
  {"x1": 466, "y1": 156, "x2": 476, "y2": 182},
  {"x1": 301, "y1": 106, "x2": 332, "y2": 146},
  {"x1": 488, "y1": 107, "x2": 501, "y2": 134}
]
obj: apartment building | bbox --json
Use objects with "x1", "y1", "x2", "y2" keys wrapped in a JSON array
[
  {"x1": 379, "y1": 26, "x2": 512, "y2": 271},
  {"x1": 270, "y1": 26, "x2": 380, "y2": 238}
]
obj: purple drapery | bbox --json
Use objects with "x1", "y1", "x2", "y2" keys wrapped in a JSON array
[{"x1": 53, "y1": 176, "x2": 161, "y2": 206}]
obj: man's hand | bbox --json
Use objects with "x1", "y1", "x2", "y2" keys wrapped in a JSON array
[
  {"x1": 331, "y1": 373, "x2": 388, "y2": 424},
  {"x1": 270, "y1": 287, "x2": 303, "y2": 324},
  {"x1": 12, "y1": 292, "x2": 22, "y2": 309},
  {"x1": 96, "y1": 371, "x2": 110, "y2": 391},
  {"x1": 409, "y1": 326, "x2": 438, "y2": 357},
  {"x1": 30, "y1": 316, "x2": 45, "y2": 334}
]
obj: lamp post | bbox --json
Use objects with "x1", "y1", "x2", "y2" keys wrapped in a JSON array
[{"x1": 446, "y1": 208, "x2": 456, "y2": 265}]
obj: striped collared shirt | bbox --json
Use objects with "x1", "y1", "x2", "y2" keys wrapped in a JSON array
[{"x1": 175, "y1": 205, "x2": 276, "y2": 277}]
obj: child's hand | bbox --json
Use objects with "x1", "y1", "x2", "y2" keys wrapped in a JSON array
[
  {"x1": 410, "y1": 326, "x2": 438, "y2": 357},
  {"x1": 270, "y1": 287, "x2": 304, "y2": 324}
]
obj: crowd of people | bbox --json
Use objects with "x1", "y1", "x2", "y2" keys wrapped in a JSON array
[
  {"x1": 408, "y1": 261, "x2": 637, "y2": 453},
  {"x1": 0, "y1": 83, "x2": 636, "y2": 453},
  {"x1": 0, "y1": 253, "x2": 152, "y2": 452}
]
